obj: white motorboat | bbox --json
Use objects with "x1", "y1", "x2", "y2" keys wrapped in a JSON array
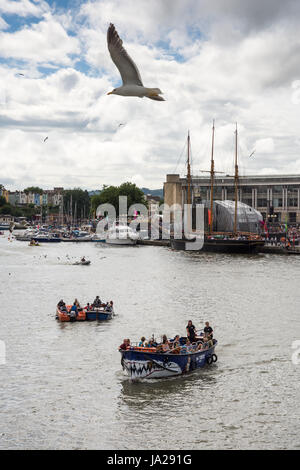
[{"x1": 106, "y1": 224, "x2": 138, "y2": 245}]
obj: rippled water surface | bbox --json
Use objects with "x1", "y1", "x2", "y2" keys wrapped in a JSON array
[{"x1": 0, "y1": 236, "x2": 299, "y2": 449}]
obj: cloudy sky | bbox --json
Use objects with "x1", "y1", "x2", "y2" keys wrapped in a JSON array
[{"x1": 1, "y1": 0, "x2": 300, "y2": 191}]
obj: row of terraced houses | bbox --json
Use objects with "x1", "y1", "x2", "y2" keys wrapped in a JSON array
[{"x1": 0, "y1": 187, "x2": 63, "y2": 207}]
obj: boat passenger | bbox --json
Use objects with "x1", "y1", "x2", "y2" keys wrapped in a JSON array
[
  {"x1": 74, "y1": 298, "x2": 81, "y2": 309},
  {"x1": 170, "y1": 335, "x2": 180, "y2": 349},
  {"x1": 161, "y1": 335, "x2": 170, "y2": 352},
  {"x1": 119, "y1": 339, "x2": 128, "y2": 350},
  {"x1": 81, "y1": 257, "x2": 86, "y2": 262},
  {"x1": 203, "y1": 335, "x2": 213, "y2": 347},
  {"x1": 204, "y1": 321, "x2": 213, "y2": 339},
  {"x1": 85, "y1": 302, "x2": 91, "y2": 311},
  {"x1": 93, "y1": 295, "x2": 102, "y2": 308},
  {"x1": 138, "y1": 336, "x2": 146, "y2": 347},
  {"x1": 70, "y1": 302, "x2": 78, "y2": 317},
  {"x1": 186, "y1": 320, "x2": 197, "y2": 343}
]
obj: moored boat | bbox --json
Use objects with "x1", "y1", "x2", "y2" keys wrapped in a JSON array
[{"x1": 106, "y1": 224, "x2": 138, "y2": 245}]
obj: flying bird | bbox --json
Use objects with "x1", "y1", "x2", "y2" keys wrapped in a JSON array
[
  {"x1": 249, "y1": 150, "x2": 255, "y2": 158},
  {"x1": 107, "y1": 23, "x2": 164, "y2": 101},
  {"x1": 43, "y1": 136, "x2": 48, "y2": 142},
  {"x1": 17, "y1": 73, "x2": 24, "y2": 76}
]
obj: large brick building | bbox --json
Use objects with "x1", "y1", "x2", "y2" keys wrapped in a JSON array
[{"x1": 164, "y1": 174, "x2": 300, "y2": 224}]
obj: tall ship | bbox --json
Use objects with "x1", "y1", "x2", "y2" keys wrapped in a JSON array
[{"x1": 170, "y1": 123, "x2": 265, "y2": 253}]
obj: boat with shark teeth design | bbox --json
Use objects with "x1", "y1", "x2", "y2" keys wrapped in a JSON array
[{"x1": 120, "y1": 337, "x2": 218, "y2": 379}]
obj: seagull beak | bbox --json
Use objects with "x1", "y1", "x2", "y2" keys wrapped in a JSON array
[{"x1": 107, "y1": 91, "x2": 113, "y2": 95}]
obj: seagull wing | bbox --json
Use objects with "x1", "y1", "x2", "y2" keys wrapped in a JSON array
[{"x1": 107, "y1": 23, "x2": 143, "y2": 86}]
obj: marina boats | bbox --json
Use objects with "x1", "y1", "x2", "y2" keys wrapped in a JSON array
[
  {"x1": 15, "y1": 229, "x2": 61, "y2": 242},
  {"x1": 61, "y1": 230, "x2": 93, "y2": 242},
  {"x1": 170, "y1": 124, "x2": 265, "y2": 253},
  {"x1": 120, "y1": 336, "x2": 218, "y2": 379},
  {"x1": 0, "y1": 222, "x2": 11, "y2": 230},
  {"x1": 105, "y1": 224, "x2": 139, "y2": 245},
  {"x1": 91, "y1": 233, "x2": 106, "y2": 242}
]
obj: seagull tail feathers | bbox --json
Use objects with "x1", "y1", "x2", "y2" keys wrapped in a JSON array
[
  {"x1": 146, "y1": 88, "x2": 165, "y2": 101},
  {"x1": 148, "y1": 95, "x2": 165, "y2": 101}
]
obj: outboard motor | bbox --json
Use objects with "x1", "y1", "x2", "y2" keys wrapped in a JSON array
[{"x1": 69, "y1": 311, "x2": 76, "y2": 322}]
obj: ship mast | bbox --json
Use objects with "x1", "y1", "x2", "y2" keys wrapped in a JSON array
[
  {"x1": 234, "y1": 123, "x2": 238, "y2": 235},
  {"x1": 187, "y1": 131, "x2": 191, "y2": 206},
  {"x1": 209, "y1": 120, "x2": 215, "y2": 233}
]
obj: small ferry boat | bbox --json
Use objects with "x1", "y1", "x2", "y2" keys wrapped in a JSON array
[
  {"x1": 120, "y1": 335, "x2": 217, "y2": 379},
  {"x1": 56, "y1": 305, "x2": 86, "y2": 322},
  {"x1": 56, "y1": 301, "x2": 114, "y2": 322},
  {"x1": 85, "y1": 307, "x2": 113, "y2": 321}
]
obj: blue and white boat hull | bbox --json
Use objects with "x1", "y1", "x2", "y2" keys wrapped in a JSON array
[
  {"x1": 86, "y1": 310, "x2": 113, "y2": 321},
  {"x1": 120, "y1": 342, "x2": 217, "y2": 379}
]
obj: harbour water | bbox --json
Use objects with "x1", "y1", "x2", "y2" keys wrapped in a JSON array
[{"x1": 0, "y1": 236, "x2": 299, "y2": 449}]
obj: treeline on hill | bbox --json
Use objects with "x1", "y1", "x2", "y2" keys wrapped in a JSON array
[{"x1": 91, "y1": 182, "x2": 146, "y2": 214}]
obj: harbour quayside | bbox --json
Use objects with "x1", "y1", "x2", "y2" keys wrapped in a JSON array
[{"x1": 119, "y1": 322, "x2": 217, "y2": 379}]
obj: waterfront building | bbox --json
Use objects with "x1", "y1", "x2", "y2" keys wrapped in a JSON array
[
  {"x1": 164, "y1": 174, "x2": 300, "y2": 224},
  {"x1": 144, "y1": 194, "x2": 161, "y2": 217},
  {"x1": 42, "y1": 193, "x2": 48, "y2": 205},
  {"x1": 0, "y1": 187, "x2": 9, "y2": 203},
  {"x1": 33, "y1": 193, "x2": 42, "y2": 206}
]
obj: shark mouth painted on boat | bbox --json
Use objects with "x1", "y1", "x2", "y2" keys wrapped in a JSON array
[{"x1": 122, "y1": 358, "x2": 182, "y2": 378}]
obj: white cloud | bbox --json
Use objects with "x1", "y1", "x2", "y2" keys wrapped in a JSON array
[
  {"x1": 1, "y1": 0, "x2": 300, "y2": 191},
  {"x1": 0, "y1": 13, "x2": 79, "y2": 65},
  {"x1": 0, "y1": 0, "x2": 49, "y2": 17}
]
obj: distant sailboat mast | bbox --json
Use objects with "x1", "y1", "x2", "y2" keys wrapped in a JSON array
[
  {"x1": 209, "y1": 120, "x2": 215, "y2": 233},
  {"x1": 234, "y1": 123, "x2": 239, "y2": 235},
  {"x1": 187, "y1": 131, "x2": 192, "y2": 206}
]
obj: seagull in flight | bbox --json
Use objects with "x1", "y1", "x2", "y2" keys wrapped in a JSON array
[
  {"x1": 43, "y1": 136, "x2": 48, "y2": 143},
  {"x1": 249, "y1": 150, "x2": 255, "y2": 158},
  {"x1": 107, "y1": 23, "x2": 165, "y2": 101}
]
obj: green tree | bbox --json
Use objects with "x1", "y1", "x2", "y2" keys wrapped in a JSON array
[
  {"x1": 24, "y1": 187, "x2": 44, "y2": 194},
  {"x1": 63, "y1": 188, "x2": 91, "y2": 222},
  {"x1": 91, "y1": 182, "x2": 146, "y2": 216},
  {"x1": 0, "y1": 204, "x2": 12, "y2": 215},
  {"x1": 0, "y1": 196, "x2": 6, "y2": 207}
]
